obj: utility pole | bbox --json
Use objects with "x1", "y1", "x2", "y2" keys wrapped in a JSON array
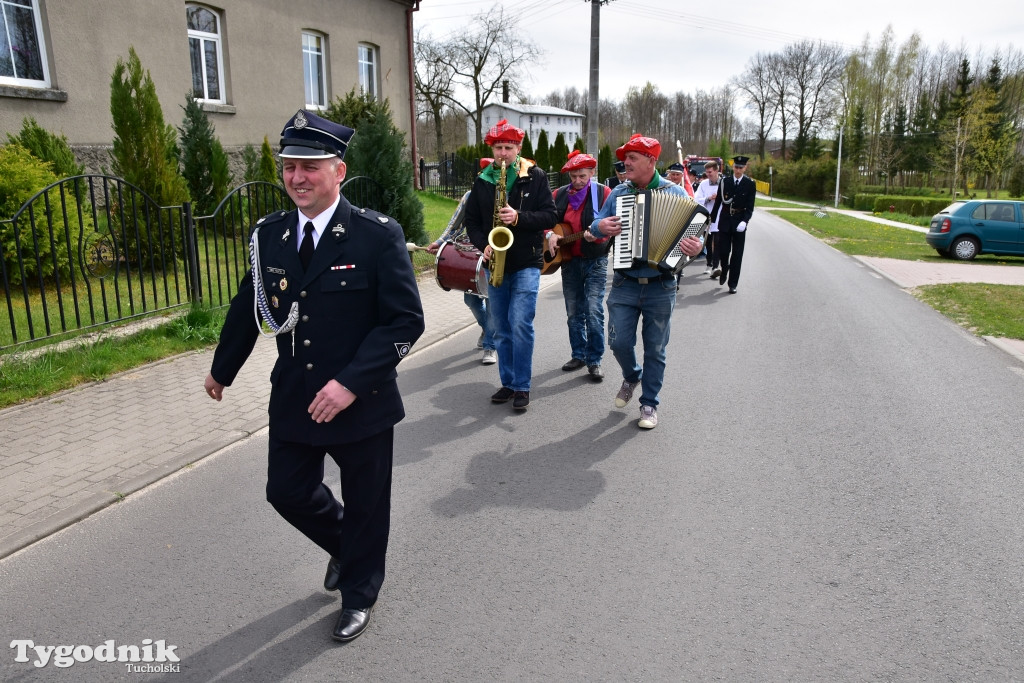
[
  {"x1": 834, "y1": 126, "x2": 844, "y2": 208},
  {"x1": 586, "y1": 0, "x2": 601, "y2": 155}
]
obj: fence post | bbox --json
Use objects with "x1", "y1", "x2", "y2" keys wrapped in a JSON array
[{"x1": 181, "y1": 201, "x2": 203, "y2": 305}]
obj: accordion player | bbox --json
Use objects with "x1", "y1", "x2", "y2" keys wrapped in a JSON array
[{"x1": 610, "y1": 189, "x2": 711, "y2": 274}]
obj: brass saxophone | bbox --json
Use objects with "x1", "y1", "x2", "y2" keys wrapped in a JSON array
[{"x1": 488, "y1": 160, "x2": 514, "y2": 287}]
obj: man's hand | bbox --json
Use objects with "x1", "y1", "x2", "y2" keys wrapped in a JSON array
[
  {"x1": 204, "y1": 374, "x2": 225, "y2": 401},
  {"x1": 546, "y1": 232, "x2": 560, "y2": 257},
  {"x1": 498, "y1": 205, "x2": 518, "y2": 226},
  {"x1": 426, "y1": 241, "x2": 441, "y2": 254},
  {"x1": 679, "y1": 236, "x2": 703, "y2": 257},
  {"x1": 308, "y1": 379, "x2": 356, "y2": 423},
  {"x1": 597, "y1": 216, "x2": 622, "y2": 237}
]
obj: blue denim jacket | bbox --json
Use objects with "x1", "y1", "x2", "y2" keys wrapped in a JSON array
[{"x1": 589, "y1": 173, "x2": 688, "y2": 279}]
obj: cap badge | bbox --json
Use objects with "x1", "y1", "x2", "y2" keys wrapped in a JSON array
[{"x1": 294, "y1": 110, "x2": 308, "y2": 130}]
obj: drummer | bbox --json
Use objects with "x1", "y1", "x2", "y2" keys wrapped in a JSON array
[{"x1": 426, "y1": 158, "x2": 496, "y2": 365}]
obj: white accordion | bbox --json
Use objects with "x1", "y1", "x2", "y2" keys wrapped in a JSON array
[{"x1": 611, "y1": 190, "x2": 710, "y2": 274}]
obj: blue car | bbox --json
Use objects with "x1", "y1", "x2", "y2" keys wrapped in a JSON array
[{"x1": 926, "y1": 200, "x2": 1024, "y2": 260}]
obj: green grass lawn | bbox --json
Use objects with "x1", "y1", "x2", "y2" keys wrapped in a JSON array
[{"x1": 773, "y1": 210, "x2": 1024, "y2": 340}]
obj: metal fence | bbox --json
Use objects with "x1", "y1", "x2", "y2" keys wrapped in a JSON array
[
  {"x1": 418, "y1": 153, "x2": 568, "y2": 198},
  {"x1": 1, "y1": 174, "x2": 383, "y2": 350}
]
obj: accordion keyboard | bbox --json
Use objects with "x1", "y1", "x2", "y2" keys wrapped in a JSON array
[{"x1": 612, "y1": 194, "x2": 636, "y2": 270}]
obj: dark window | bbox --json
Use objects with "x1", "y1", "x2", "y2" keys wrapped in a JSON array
[{"x1": 0, "y1": 0, "x2": 47, "y2": 84}]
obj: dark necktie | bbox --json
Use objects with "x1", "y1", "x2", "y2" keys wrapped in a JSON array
[{"x1": 299, "y1": 221, "x2": 315, "y2": 270}]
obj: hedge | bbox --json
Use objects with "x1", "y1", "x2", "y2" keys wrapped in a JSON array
[{"x1": 865, "y1": 195, "x2": 954, "y2": 216}]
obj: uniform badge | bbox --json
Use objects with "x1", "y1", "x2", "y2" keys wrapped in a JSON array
[
  {"x1": 271, "y1": 296, "x2": 279, "y2": 308},
  {"x1": 332, "y1": 224, "x2": 346, "y2": 239},
  {"x1": 279, "y1": 277, "x2": 288, "y2": 291},
  {"x1": 266, "y1": 266, "x2": 285, "y2": 275},
  {"x1": 281, "y1": 228, "x2": 291, "y2": 243},
  {"x1": 294, "y1": 110, "x2": 308, "y2": 129},
  {"x1": 377, "y1": 216, "x2": 389, "y2": 224},
  {"x1": 395, "y1": 342, "x2": 411, "y2": 358}
]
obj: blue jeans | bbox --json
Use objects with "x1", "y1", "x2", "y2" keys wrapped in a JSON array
[
  {"x1": 560, "y1": 256, "x2": 608, "y2": 366},
  {"x1": 606, "y1": 273, "x2": 675, "y2": 408},
  {"x1": 486, "y1": 266, "x2": 540, "y2": 392},
  {"x1": 464, "y1": 292, "x2": 495, "y2": 350}
]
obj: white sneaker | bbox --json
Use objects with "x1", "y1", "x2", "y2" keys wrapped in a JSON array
[
  {"x1": 710, "y1": 266, "x2": 721, "y2": 278},
  {"x1": 481, "y1": 349, "x2": 497, "y2": 365},
  {"x1": 703, "y1": 267, "x2": 712, "y2": 275},
  {"x1": 638, "y1": 405, "x2": 658, "y2": 429}
]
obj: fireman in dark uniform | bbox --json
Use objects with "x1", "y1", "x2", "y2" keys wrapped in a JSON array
[
  {"x1": 204, "y1": 109, "x2": 424, "y2": 643},
  {"x1": 711, "y1": 155, "x2": 756, "y2": 293}
]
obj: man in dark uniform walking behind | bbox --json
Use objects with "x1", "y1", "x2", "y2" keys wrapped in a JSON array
[{"x1": 204, "y1": 110, "x2": 424, "y2": 643}]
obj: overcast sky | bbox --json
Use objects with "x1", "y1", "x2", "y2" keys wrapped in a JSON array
[{"x1": 414, "y1": 0, "x2": 1024, "y2": 102}]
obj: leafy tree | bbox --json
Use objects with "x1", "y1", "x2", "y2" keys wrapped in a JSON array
[
  {"x1": 0, "y1": 144, "x2": 89, "y2": 285},
  {"x1": 241, "y1": 143, "x2": 260, "y2": 182},
  {"x1": 534, "y1": 129, "x2": 549, "y2": 171},
  {"x1": 598, "y1": 144, "x2": 612, "y2": 184},
  {"x1": 179, "y1": 95, "x2": 231, "y2": 215},
  {"x1": 110, "y1": 47, "x2": 188, "y2": 207},
  {"x1": 572, "y1": 137, "x2": 586, "y2": 153},
  {"x1": 257, "y1": 136, "x2": 279, "y2": 183},
  {"x1": 6, "y1": 117, "x2": 84, "y2": 179},
  {"x1": 707, "y1": 136, "x2": 732, "y2": 160},
  {"x1": 1008, "y1": 162, "x2": 1024, "y2": 198},
  {"x1": 550, "y1": 132, "x2": 570, "y2": 172},
  {"x1": 323, "y1": 89, "x2": 426, "y2": 244},
  {"x1": 520, "y1": 133, "x2": 534, "y2": 160}
]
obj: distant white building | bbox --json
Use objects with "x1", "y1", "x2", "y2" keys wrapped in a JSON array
[{"x1": 469, "y1": 103, "x2": 585, "y2": 150}]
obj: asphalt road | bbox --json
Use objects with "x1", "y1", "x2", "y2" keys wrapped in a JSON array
[{"x1": 3, "y1": 211, "x2": 1024, "y2": 681}]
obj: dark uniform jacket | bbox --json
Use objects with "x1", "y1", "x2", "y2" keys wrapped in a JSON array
[
  {"x1": 464, "y1": 159, "x2": 557, "y2": 274},
  {"x1": 210, "y1": 196, "x2": 425, "y2": 446},
  {"x1": 553, "y1": 182, "x2": 612, "y2": 260},
  {"x1": 711, "y1": 174, "x2": 756, "y2": 231}
]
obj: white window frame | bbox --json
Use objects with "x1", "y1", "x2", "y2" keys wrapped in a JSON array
[
  {"x1": 302, "y1": 31, "x2": 327, "y2": 109},
  {"x1": 358, "y1": 42, "x2": 378, "y2": 99},
  {"x1": 0, "y1": 0, "x2": 50, "y2": 87},
  {"x1": 186, "y1": 4, "x2": 226, "y2": 104}
]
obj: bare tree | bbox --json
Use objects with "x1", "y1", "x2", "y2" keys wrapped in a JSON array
[
  {"x1": 734, "y1": 52, "x2": 779, "y2": 161},
  {"x1": 413, "y1": 31, "x2": 456, "y2": 158},
  {"x1": 767, "y1": 52, "x2": 794, "y2": 159},
  {"x1": 782, "y1": 40, "x2": 846, "y2": 159},
  {"x1": 435, "y1": 7, "x2": 542, "y2": 145}
]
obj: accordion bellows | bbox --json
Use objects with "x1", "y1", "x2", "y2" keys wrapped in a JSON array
[{"x1": 612, "y1": 190, "x2": 710, "y2": 274}]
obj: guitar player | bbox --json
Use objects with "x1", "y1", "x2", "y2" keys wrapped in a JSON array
[{"x1": 547, "y1": 150, "x2": 612, "y2": 382}]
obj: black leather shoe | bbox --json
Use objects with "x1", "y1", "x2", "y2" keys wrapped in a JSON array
[
  {"x1": 719, "y1": 267, "x2": 728, "y2": 285},
  {"x1": 729, "y1": 287, "x2": 737, "y2": 294},
  {"x1": 332, "y1": 606, "x2": 372, "y2": 643},
  {"x1": 588, "y1": 364, "x2": 604, "y2": 381},
  {"x1": 324, "y1": 557, "x2": 341, "y2": 592},
  {"x1": 491, "y1": 387, "x2": 514, "y2": 403},
  {"x1": 561, "y1": 358, "x2": 585, "y2": 371},
  {"x1": 512, "y1": 391, "x2": 530, "y2": 410}
]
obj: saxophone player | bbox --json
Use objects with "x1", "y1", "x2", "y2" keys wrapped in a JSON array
[{"x1": 465, "y1": 119, "x2": 557, "y2": 411}]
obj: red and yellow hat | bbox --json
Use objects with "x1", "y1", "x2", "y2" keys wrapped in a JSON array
[
  {"x1": 561, "y1": 150, "x2": 597, "y2": 173},
  {"x1": 615, "y1": 133, "x2": 661, "y2": 162},
  {"x1": 484, "y1": 119, "x2": 525, "y2": 146}
]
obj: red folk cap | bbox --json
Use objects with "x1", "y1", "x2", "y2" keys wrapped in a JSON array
[
  {"x1": 561, "y1": 150, "x2": 597, "y2": 173},
  {"x1": 484, "y1": 119, "x2": 525, "y2": 145},
  {"x1": 615, "y1": 133, "x2": 661, "y2": 162}
]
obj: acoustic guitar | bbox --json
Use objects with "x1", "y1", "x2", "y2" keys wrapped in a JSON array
[{"x1": 541, "y1": 222, "x2": 590, "y2": 276}]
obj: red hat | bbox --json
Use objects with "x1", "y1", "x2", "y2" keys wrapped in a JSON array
[
  {"x1": 561, "y1": 150, "x2": 597, "y2": 173},
  {"x1": 615, "y1": 133, "x2": 661, "y2": 161},
  {"x1": 479, "y1": 157, "x2": 494, "y2": 169},
  {"x1": 484, "y1": 119, "x2": 525, "y2": 145}
]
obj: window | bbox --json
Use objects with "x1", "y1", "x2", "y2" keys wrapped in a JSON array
[
  {"x1": 186, "y1": 4, "x2": 225, "y2": 103},
  {"x1": 302, "y1": 31, "x2": 326, "y2": 108},
  {"x1": 358, "y1": 43, "x2": 377, "y2": 99},
  {"x1": 1, "y1": 0, "x2": 49, "y2": 86}
]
